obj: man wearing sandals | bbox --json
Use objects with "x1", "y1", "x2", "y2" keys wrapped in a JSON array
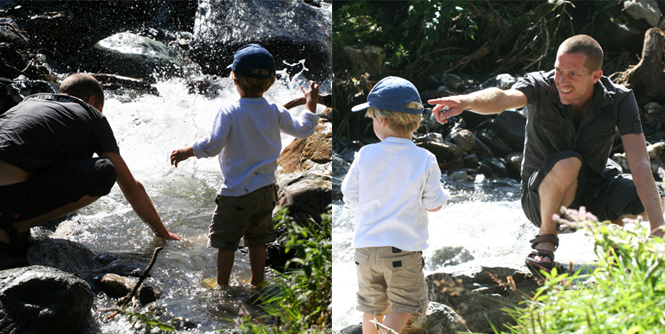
[
  {"x1": 0, "y1": 73, "x2": 180, "y2": 249},
  {"x1": 429, "y1": 35, "x2": 665, "y2": 275}
]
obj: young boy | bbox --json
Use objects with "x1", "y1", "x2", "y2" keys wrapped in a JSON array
[
  {"x1": 170, "y1": 44, "x2": 320, "y2": 287},
  {"x1": 341, "y1": 76, "x2": 448, "y2": 334}
]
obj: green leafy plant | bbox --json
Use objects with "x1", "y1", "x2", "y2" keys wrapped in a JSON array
[
  {"x1": 233, "y1": 208, "x2": 332, "y2": 333},
  {"x1": 499, "y1": 207, "x2": 665, "y2": 333}
]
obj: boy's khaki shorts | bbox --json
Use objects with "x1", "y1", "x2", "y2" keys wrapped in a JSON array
[
  {"x1": 354, "y1": 246, "x2": 428, "y2": 316},
  {"x1": 209, "y1": 184, "x2": 277, "y2": 250}
]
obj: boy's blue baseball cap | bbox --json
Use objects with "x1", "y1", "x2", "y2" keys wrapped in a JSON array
[
  {"x1": 351, "y1": 76, "x2": 424, "y2": 114},
  {"x1": 227, "y1": 44, "x2": 276, "y2": 79}
]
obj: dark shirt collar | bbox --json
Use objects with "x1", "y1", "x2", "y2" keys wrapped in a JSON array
[{"x1": 544, "y1": 69, "x2": 616, "y2": 110}]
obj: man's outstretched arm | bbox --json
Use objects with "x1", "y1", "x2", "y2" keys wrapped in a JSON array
[
  {"x1": 101, "y1": 152, "x2": 181, "y2": 240},
  {"x1": 622, "y1": 133, "x2": 665, "y2": 237},
  {"x1": 428, "y1": 88, "x2": 528, "y2": 124}
]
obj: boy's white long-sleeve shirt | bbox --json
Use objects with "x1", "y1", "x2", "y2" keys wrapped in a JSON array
[
  {"x1": 341, "y1": 137, "x2": 448, "y2": 251},
  {"x1": 192, "y1": 97, "x2": 319, "y2": 197}
]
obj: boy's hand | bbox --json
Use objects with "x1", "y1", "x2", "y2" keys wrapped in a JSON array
[
  {"x1": 302, "y1": 80, "x2": 319, "y2": 113},
  {"x1": 170, "y1": 146, "x2": 194, "y2": 168}
]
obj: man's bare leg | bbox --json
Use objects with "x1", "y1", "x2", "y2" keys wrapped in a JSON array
[
  {"x1": 535, "y1": 157, "x2": 582, "y2": 262},
  {"x1": 0, "y1": 195, "x2": 100, "y2": 244}
]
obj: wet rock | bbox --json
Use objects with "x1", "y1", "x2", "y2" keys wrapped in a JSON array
[
  {"x1": 339, "y1": 45, "x2": 385, "y2": 78},
  {"x1": 340, "y1": 324, "x2": 362, "y2": 334},
  {"x1": 26, "y1": 237, "x2": 98, "y2": 278},
  {"x1": 481, "y1": 156, "x2": 508, "y2": 177},
  {"x1": 415, "y1": 140, "x2": 465, "y2": 171},
  {"x1": 452, "y1": 129, "x2": 477, "y2": 153},
  {"x1": 0, "y1": 265, "x2": 93, "y2": 334},
  {"x1": 623, "y1": 0, "x2": 661, "y2": 27},
  {"x1": 332, "y1": 152, "x2": 350, "y2": 201},
  {"x1": 92, "y1": 32, "x2": 183, "y2": 79},
  {"x1": 450, "y1": 170, "x2": 470, "y2": 182},
  {"x1": 99, "y1": 273, "x2": 134, "y2": 298},
  {"x1": 429, "y1": 246, "x2": 475, "y2": 268},
  {"x1": 191, "y1": 0, "x2": 331, "y2": 81},
  {"x1": 504, "y1": 152, "x2": 523, "y2": 180},
  {"x1": 277, "y1": 113, "x2": 332, "y2": 176},
  {"x1": 643, "y1": 102, "x2": 665, "y2": 127},
  {"x1": 440, "y1": 73, "x2": 468, "y2": 92},
  {"x1": 613, "y1": 141, "x2": 665, "y2": 176},
  {"x1": 476, "y1": 130, "x2": 513, "y2": 157},
  {"x1": 423, "y1": 109, "x2": 445, "y2": 133},
  {"x1": 487, "y1": 110, "x2": 526, "y2": 152},
  {"x1": 276, "y1": 172, "x2": 332, "y2": 224},
  {"x1": 427, "y1": 266, "x2": 540, "y2": 333},
  {"x1": 408, "y1": 301, "x2": 472, "y2": 334},
  {"x1": 480, "y1": 73, "x2": 518, "y2": 90}
]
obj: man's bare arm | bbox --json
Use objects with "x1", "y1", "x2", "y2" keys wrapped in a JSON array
[
  {"x1": 622, "y1": 133, "x2": 665, "y2": 237},
  {"x1": 101, "y1": 152, "x2": 181, "y2": 240},
  {"x1": 428, "y1": 88, "x2": 528, "y2": 124}
]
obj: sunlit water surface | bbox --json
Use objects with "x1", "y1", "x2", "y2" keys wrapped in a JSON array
[
  {"x1": 40, "y1": 73, "x2": 329, "y2": 333},
  {"x1": 332, "y1": 175, "x2": 599, "y2": 332}
]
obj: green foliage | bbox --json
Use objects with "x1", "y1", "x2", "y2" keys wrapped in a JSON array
[
  {"x1": 124, "y1": 309, "x2": 177, "y2": 333},
  {"x1": 499, "y1": 208, "x2": 665, "y2": 334},
  {"x1": 233, "y1": 208, "x2": 332, "y2": 333}
]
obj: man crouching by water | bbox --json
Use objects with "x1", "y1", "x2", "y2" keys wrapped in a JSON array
[{"x1": 0, "y1": 73, "x2": 181, "y2": 250}]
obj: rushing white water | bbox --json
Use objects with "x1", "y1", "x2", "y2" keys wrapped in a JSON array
[
  {"x1": 41, "y1": 72, "x2": 329, "y2": 333},
  {"x1": 332, "y1": 175, "x2": 599, "y2": 332}
]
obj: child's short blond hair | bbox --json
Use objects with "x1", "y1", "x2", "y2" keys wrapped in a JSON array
[
  {"x1": 231, "y1": 69, "x2": 275, "y2": 97},
  {"x1": 366, "y1": 102, "x2": 423, "y2": 135}
]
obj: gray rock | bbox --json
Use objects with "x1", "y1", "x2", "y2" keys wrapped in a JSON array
[
  {"x1": 452, "y1": 129, "x2": 477, "y2": 153},
  {"x1": 504, "y1": 152, "x2": 523, "y2": 180},
  {"x1": 93, "y1": 32, "x2": 183, "y2": 79},
  {"x1": 487, "y1": 110, "x2": 526, "y2": 152},
  {"x1": 191, "y1": 0, "x2": 331, "y2": 81},
  {"x1": 276, "y1": 172, "x2": 332, "y2": 223},
  {"x1": 440, "y1": 74, "x2": 467, "y2": 92},
  {"x1": 0, "y1": 265, "x2": 93, "y2": 334},
  {"x1": 340, "y1": 324, "x2": 362, "y2": 334},
  {"x1": 415, "y1": 140, "x2": 465, "y2": 171},
  {"x1": 427, "y1": 267, "x2": 540, "y2": 333},
  {"x1": 27, "y1": 238, "x2": 98, "y2": 277},
  {"x1": 644, "y1": 102, "x2": 665, "y2": 127},
  {"x1": 480, "y1": 73, "x2": 518, "y2": 90},
  {"x1": 340, "y1": 45, "x2": 386, "y2": 78},
  {"x1": 429, "y1": 246, "x2": 475, "y2": 268},
  {"x1": 623, "y1": 0, "x2": 661, "y2": 27},
  {"x1": 333, "y1": 152, "x2": 350, "y2": 201},
  {"x1": 409, "y1": 301, "x2": 472, "y2": 334}
]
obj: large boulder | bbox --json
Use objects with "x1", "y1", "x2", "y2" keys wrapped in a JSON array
[
  {"x1": 276, "y1": 172, "x2": 332, "y2": 223},
  {"x1": 92, "y1": 32, "x2": 184, "y2": 80},
  {"x1": 277, "y1": 112, "x2": 332, "y2": 176},
  {"x1": 0, "y1": 265, "x2": 93, "y2": 334},
  {"x1": 191, "y1": 0, "x2": 331, "y2": 81},
  {"x1": 427, "y1": 267, "x2": 540, "y2": 333}
]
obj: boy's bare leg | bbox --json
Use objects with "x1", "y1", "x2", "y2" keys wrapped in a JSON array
[
  {"x1": 217, "y1": 249, "x2": 235, "y2": 287},
  {"x1": 363, "y1": 313, "x2": 383, "y2": 334},
  {"x1": 0, "y1": 195, "x2": 100, "y2": 244},
  {"x1": 248, "y1": 243, "x2": 266, "y2": 286},
  {"x1": 383, "y1": 312, "x2": 411, "y2": 333}
]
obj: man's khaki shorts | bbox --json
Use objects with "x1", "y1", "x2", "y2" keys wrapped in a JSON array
[
  {"x1": 354, "y1": 246, "x2": 428, "y2": 316},
  {"x1": 209, "y1": 184, "x2": 277, "y2": 250}
]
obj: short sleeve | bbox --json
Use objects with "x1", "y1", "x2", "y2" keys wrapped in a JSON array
[{"x1": 615, "y1": 89, "x2": 643, "y2": 136}]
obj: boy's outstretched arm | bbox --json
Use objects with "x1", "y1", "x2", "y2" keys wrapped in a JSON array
[
  {"x1": 301, "y1": 80, "x2": 319, "y2": 113},
  {"x1": 170, "y1": 146, "x2": 194, "y2": 168}
]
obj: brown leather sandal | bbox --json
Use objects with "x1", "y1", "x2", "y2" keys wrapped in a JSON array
[{"x1": 525, "y1": 234, "x2": 564, "y2": 278}]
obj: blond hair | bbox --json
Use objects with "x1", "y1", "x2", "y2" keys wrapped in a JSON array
[
  {"x1": 365, "y1": 103, "x2": 422, "y2": 135},
  {"x1": 231, "y1": 69, "x2": 275, "y2": 97}
]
